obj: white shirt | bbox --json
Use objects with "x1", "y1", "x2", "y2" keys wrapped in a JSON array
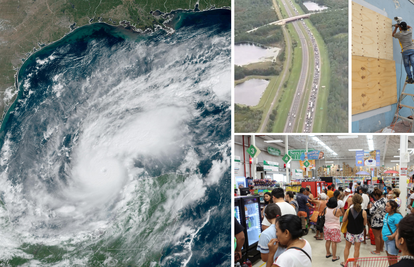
[
  {"x1": 362, "y1": 194, "x2": 370, "y2": 210},
  {"x1": 274, "y1": 239, "x2": 312, "y2": 267},
  {"x1": 337, "y1": 199, "x2": 344, "y2": 209},
  {"x1": 276, "y1": 202, "x2": 297, "y2": 216}
]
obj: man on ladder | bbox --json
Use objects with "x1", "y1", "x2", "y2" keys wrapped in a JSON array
[{"x1": 393, "y1": 21, "x2": 414, "y2": 84}]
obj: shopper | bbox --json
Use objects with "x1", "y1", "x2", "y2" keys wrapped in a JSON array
[
  {"x1": 285, "y1": 191, "x2": 298, "y2": 214},
  {"x1": 392, "y1": 189, "x2": 401, "y2": 207},
  {"x1": 324, "y1": 197, "x2": 343, "y2": 262},
  {"x1": 313, "y1": 193, "x2": 327, "y2": 240},
  {"x1": 343, "y1": 188, "x2": 353, "y2": 211},
  {"x1": 327, "y1": 185, "x2": 334, "y2": 198},
  {"x1": 257, "y1": 204, "x2": 286, "y2": 263},
  {"x1": 335, "y1": 191, "x2": 345, "y2": 213},
  {"x1": 267, "y1": 215, "x2": 312, "y2": 267},
  {"x1": 361, "y1": 186, "x2": 370, "y2": 244},
  {"x1": 390, "y1": 214, "x2": 414, "y2": 267},
  {"x1": 369, "y1": 188, "x2": 386, "y2": 255},
  {"x1": 262, "y1": 192, "x2": 274, "y2": 231},
  {"x1": 338, "y1": 187, "x2": 344, "y2": 193},
  {"x1": 305, "y1": 187, "x2": 316, "y2": 204},
  {"x1": 408, "y1": 187, "x2": 414, "y2": 214},
  {"x1": 383, "y1": 200, "x2": 403, "y2": 266},
  {"x1": 297, "y1": 188, "x2": 312, "y2": 218},
  {"x1": 341, "y1": 194, "x2": 367, "y2": 267},
  {"x1": 272, "y1": 188, "x2": 296, "y2": 216},
  {"x1": 235, "y1": 218, "x2": 245, "y2": 262}
]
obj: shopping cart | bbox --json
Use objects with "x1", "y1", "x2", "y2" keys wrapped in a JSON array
[{"x1": 345, "y1": 256, "x2": 400, "y2": 267}]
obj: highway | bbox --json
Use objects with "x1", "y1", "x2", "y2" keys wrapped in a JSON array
[
  {"x1": 283, "y1": 0, "x2": 322, "y2": 133},
  {"x1": 282, "y1": 0, "x2": 310, "y2": 133}
]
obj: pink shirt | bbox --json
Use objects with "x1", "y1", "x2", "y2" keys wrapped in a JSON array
[{"x1": 324, "y1": 207, "x2": 340, "y2": 230}]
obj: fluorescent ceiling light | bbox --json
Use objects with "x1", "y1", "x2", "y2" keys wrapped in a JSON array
[
  {"x1": 367, "y1": 135, "x2": 374, "y2": 151},
  {"x1": 338, "y1": 136, "x2": 359, "y2": 139},
  {"x1": 311, "y1": 136, "x2": 338, "y2": 156},
  {"x1": 394, "y1": 156, "x2": 400, "y2": 158},
  {"x1": 398, "y1": 148, "x2": 414, "y2": 150},
  {"x1": 264, "y1": 140, "x2": 283, "y2": 143},
  {"x1": 390, "y1": 160, "x2": 400, "y2": 162},
  {"x1": 325, "y1": 161, "x2": 334, "y2": 163},
  {"x1": 349, "y1": 149, "x2": 363, "y2": 151}
]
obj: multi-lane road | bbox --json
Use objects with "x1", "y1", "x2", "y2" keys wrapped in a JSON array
[{"x1": 282, "y1": 0, "x2": 321, "y2": 133}]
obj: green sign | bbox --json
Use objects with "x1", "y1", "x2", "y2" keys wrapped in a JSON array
[
  {"x1": 288, "y1": 149, "x2": 315, "y2": 161},
  {"x1": 303, "y1": 160, "x2": 310, "y2": 168},
  {"x1": 267, "y1": 147, "x2": 281, "y2": 156},
  {"x1": 247, "y1": 145, "x2": 261, "y2": 158},
  {"x1": 264, "y1": 160, "x2": 279, "y2": 172},
  {"x1": 282, "y1": 154, "x2": 292, "y2": 164},
  {"x1": 234, "y1": 156, "x2": 241, "y2": 162}
]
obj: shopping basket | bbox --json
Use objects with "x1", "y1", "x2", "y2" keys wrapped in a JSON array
[{"x1": 345, "y1": 256, "x2": 400, "y2": 267}]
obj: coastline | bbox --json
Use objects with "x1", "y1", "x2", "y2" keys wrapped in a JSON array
[{"x1": 0, "y1": 7, "x2": 230, "y2": 150}]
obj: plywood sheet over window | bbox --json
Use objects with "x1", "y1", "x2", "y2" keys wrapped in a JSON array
[
  {"x1": 352, "y1": 56, "x2": 397, "y2": 115},
  {"x1": 352, "y1": 2, "x2": 393, "y2": 60}
]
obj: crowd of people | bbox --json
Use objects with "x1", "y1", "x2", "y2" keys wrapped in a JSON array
[{"x1": 235, "y1": 184, "x2": 414, "y2": 267}]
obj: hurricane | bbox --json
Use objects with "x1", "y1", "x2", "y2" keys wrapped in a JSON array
[{"x1": 0, "y1": 9, "x2": 231, "y2": 267}]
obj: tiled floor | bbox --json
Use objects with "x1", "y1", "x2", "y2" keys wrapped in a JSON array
[{"x1": 252, "y1": 232, "x2": 388, "y2": 267}]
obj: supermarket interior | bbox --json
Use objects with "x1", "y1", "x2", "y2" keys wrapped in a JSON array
[{"x1": 234, "y1": 135, "x2": 414, "y2": 267}]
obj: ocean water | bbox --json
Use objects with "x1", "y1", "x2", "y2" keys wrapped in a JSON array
[{"x1": 0, "y1": 9, "x2": 230, "y2": 267}]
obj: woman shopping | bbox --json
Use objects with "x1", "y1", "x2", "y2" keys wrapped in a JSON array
[
  {"x1": 390, "y1": 214, "x2": 414, "y2": 267},
  {"x1": 383, "y1": 200, "x2": 403, "y2": 266},
  {"x1": 267, "y1": 215, "x2": 312, "y2": 267},
  {"x1": 324, "y1": 197, "x2": 343, "y2": 262},
  {"x1": 341, "y1": 194, "x2": 367, "y2": 267},
  {"x1": 369, "y1": 188, "x2": 387, "y2": 255}
]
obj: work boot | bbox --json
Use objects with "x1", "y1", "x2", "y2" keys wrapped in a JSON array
[{"x1": 409, "y1": 78, "x2": 414, "y2": 84}]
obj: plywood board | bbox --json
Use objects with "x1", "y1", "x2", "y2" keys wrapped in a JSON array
[
  {"x1": 352, "y1": 55, "x2": 397, "y2": 115},
  {"x1": 352, "y1": 2, "x2": 393, "y2": 61}
]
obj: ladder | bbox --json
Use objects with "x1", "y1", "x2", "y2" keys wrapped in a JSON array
[{"x1": 392, "y1": 78, "x2": 414, "y2": 132}]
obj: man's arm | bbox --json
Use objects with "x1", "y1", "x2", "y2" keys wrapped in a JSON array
[
  {"x1": 393, "y1": 24, "x2": 400, "y2": 37},
  {"x1": 235, "y1": 231, "x2": 245, "y2": 259}
]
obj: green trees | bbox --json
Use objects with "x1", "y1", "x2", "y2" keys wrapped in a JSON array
[{"x1": 310, "y1": 6, "x2": 348, "y2": 132}]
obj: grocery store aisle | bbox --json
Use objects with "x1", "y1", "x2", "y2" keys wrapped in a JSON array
[{"x1": 252, "y1": 231, "x2": 381, "y2": 267}]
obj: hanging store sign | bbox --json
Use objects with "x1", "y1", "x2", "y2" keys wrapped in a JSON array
[
  {"x1": 288, "y1": 149, "x2": 315, "y2": 161},
  {"x1": 300, "y1": 150, "x2": 324, "y2": 161},
  {"x1": 267, "y1": 147, "x2": 281, "y2": 156},
  {"x1": 263, "y1": 160, "x2": 279, "y2": 172},
  {"x1": 356, "y1": 150, "x2": 380, "y2": 167},
  {"x1": 282, "y1": 154, "x2": 292, "y2": 164},
  {"x1": 247, "y1": 145, "x2": 261, "y2": 158}
]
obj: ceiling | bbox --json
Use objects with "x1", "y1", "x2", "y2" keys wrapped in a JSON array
[{"x1": 257, "y1": 135, "x2": 414, "y2": 161}]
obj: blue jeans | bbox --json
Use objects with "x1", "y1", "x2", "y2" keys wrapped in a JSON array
[{"x1": 402, "y1": 49, "x2": 414, "y2": 79}]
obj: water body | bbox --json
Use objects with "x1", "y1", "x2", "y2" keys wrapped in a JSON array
[
  {"x1": 235, "y1": 79, "x2": 269, "y2": 106},
  {"x1": 303, "y1": 1, "x2": 328, "y2": 11},
  {"x1": 0, "y1": 9, "x2": 230, "y2": 267},
  {"x1": 234, "y1": 44, "x2": 280, "y2": 66}
]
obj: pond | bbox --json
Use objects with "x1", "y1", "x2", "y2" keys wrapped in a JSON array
[
  {"x1": 234, "y1": 44, "x2": 280, "y2": 66},
  {"x1": 235, "y1": 79, "x2": 269, "y2": 106},
  {"x1": 303, "y1": 1, "x2": 328, "y2": 11}
]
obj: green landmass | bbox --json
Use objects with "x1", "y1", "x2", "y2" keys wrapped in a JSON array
[{"x1": 0, "y1": 0, "x2": 230, "y2": 120}]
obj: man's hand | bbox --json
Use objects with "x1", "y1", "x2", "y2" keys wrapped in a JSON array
[{"x1": 268, "y1": 238, "x2": 279, "y2": 254}]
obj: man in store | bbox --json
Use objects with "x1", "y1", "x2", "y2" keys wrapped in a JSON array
[
  {"x1": 271, "y1": 188, "x2": 296, "y2": 215},
  {"x1": 343, "y1": 188, "x2": 353, "y2": 211},
  {"x1": 393, "y1": 22, "x2": 414, "y2": 83},
  {"x1": 297, "y1": 188, "x2": 313, "y2": 218},
  {"x1": 327, "y1": 185, "x2": 334, "y2": 198},
  {"x1": 234, "y1": 218, "x2": 245, "y2": 262}
]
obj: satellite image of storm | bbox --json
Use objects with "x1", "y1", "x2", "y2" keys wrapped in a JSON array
[{"x1": 0, "y1": 0, "x2": 231, "y2": 266}]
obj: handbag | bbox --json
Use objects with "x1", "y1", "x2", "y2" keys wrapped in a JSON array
[
  {"x1": 316, "y1": 207, "x2": 326, "y2": 231},
  {"x1": 341, "y1": 209, "x2": 350, "y2": 234},
  {"x1": 310, "y1": 211, "x2": 319, "y2": 223}
]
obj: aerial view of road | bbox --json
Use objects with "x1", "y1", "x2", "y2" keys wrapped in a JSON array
[{"x1": 282, "y1": 0, "x2": 320, "y2": 133}]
